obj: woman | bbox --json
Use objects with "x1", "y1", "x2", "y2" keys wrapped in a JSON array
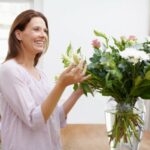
[{"x1": 0, "y1": 9, "x2": 89, "y2": 150}]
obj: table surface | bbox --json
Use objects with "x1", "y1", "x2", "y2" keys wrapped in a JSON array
[{"x1": 61, "y1": 124, "x2": 150, "y2": 150}]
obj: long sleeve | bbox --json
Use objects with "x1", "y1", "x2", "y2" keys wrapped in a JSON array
[
  {"x1": 0, "y1": 62, "x2": 45, "y2": 130},
  {"x1": 58, "y1": 105, "x2": 67, "y2": 128},
  {"x1": 0, "y1": 60, "x2": 66, "y2": 150}
]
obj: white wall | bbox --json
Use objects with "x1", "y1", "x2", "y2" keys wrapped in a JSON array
[{"x1": 42, "y1": 0, "x2": 150, "y2": 123}]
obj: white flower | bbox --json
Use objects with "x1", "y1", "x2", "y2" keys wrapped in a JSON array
[
  {"x1": 73, "y1": 53, "x2": 80, "y2": 64},
  {"x1": 105, "y1": 48, "x2": 112, "y2": 53},
  {"x1": 119, "y1": 48, "x2": 149, "y2": 64}
]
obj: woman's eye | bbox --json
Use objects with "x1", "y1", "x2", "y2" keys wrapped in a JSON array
[
  {"x1": 33, "y1": 27, "x2": 39, "y2": 31},
  {"x1": 44, "y1": 29, "x2": 48, "y2": 34}
]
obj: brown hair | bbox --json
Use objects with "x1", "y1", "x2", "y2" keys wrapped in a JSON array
[{"x1": 5, "y1": 9, "x2": 49, "y2": 66}]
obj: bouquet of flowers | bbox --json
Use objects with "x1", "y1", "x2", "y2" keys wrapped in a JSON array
[{"x1": 61, "y1": 30, "x2": 150, "y2": 147}]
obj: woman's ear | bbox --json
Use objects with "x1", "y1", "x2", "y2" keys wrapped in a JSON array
[{"x1": 15, "y1": 30, "x2": 22, "y2": 41}]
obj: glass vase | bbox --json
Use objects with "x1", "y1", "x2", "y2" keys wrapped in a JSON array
[{"x1": 105, "y1": 98, "x2": 145, "y2": 150}]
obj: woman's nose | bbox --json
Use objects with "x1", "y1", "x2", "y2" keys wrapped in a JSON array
[{"x1": 40, "y1": 30, "x2": 47, "y2": 37}]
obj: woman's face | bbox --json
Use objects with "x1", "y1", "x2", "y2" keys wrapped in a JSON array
[{"x1": 16, "y1": 17, "x2": 48, "y2": 56}]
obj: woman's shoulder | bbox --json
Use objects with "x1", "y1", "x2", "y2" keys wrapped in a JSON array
[
  {"x1": 0, "y1": 59, "x2": 25, "y2": 78},
  {"x1": 0, "y1": 59, "x2": 19, "y2": 72}
]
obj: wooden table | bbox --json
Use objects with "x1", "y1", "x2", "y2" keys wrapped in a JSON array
[{"x1": 61, "y1": 124, "x2": 150, "y2": 150}]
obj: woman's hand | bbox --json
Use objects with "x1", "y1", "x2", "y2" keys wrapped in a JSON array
[{"x1": 58, "y1": 60, "x2": 90, "y2": 88}]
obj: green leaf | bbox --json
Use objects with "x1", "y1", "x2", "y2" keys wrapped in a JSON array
[
  {"x1": 130, "y1": 79, "x2": 150, "y2": 98},
  {"x1": 80, "y1": 82, "x2": 94, "y2": 96},
  {"x1": 145, "y1": 70, "x2": 150, "y2": 80},
  {"x1": 66, "y1": 43, "x2": 72, "y2": 56},
  {"x1": 112, "y1": 37, "x2": 125, "y2": 51},
  {"x1": 73, "y1": 84, "x2": 79, "y2": 91},
  {"x1": 93, "y1": 30, "x2": 109, "y2": 48},
  {"x1": 77, "y1": 47, "x2": 81, "y2": 54},
  {"x1": 94, "y1": 30, "x2": 107, "y2": 39},
  {"x1": 134, "y1": 76, "x2": 142, "y2": 86}
]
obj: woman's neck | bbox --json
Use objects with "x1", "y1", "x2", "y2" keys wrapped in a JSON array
[{"x1": 15, "y1": 53, "x2": 35, "y2": 70}]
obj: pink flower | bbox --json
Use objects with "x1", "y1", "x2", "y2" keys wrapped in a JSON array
[
  {"x1": 128, "y1": 35, "x2": 137, "y2": 41},
  {"x1": 92, "y1": 39, "x2": 101, "y2": 49}
]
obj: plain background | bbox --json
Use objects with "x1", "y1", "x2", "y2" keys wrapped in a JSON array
[{"x1": 40, "y1": 0, "x2": 150, "y2": 124}]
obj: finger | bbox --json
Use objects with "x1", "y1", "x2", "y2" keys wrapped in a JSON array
[
  {"x1": 77, "y1": 60, "x2": 85, "y2": 70},
  {"x1": 82, "y1": 63, "x2": 87, "y2": 75},
  {"x1": 64, "y1": 63, "x2": 76, "y2": 73},
  {"x1": 80, "y1": 74, "x2": 91, "y2": 82},
  {"x1": 71, "y1": 67, "x2": 81, "y2": 75}
]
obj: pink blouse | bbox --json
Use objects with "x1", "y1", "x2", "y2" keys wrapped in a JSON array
[{"x1": 0, "y1": 59, "x2": 66, "y2": 150}]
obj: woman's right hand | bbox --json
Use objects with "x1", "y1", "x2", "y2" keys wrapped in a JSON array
[{"x1": 57, "y1": 60, "x2": 90, "y2": 88}]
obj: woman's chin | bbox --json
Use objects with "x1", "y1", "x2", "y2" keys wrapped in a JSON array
[{"x1": 34, "y1": 48, "x2": 45, "y2": 54}]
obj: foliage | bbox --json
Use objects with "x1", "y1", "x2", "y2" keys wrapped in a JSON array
[{"x1": 61, "y1": 30, "x2": 150, "y2": 147}]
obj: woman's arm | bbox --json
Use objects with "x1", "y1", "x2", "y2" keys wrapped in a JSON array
[
  {"x1": 41, "y1": 61, "x2": 89, "y2": 122},
  {"x1": 63, "y1": 88, "x2": 83, "y2": 117}
]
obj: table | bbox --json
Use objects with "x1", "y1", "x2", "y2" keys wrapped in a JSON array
[{"x1": 61, "y1": 124, "x2": 150, "y2": 150}]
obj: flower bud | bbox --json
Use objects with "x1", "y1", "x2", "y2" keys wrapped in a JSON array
[
  {"x1": 92, "y1": 39, "x2": 101, "y2": 49},
  {"x1": 62, "y1": 54, "x2": 71, "y2": 67},
  {"x1": 63, "y1": 54, "x2": 71, "y2": 62},
  {"x1": 120, "y1": 36, "x2": 127, "y2": 43},
  {"x1": 128, "y1": 35, "x2": 137, "y2": 41},
  {"x1": 73, "y1": 53, "x2": 80, "y2": 64}
]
